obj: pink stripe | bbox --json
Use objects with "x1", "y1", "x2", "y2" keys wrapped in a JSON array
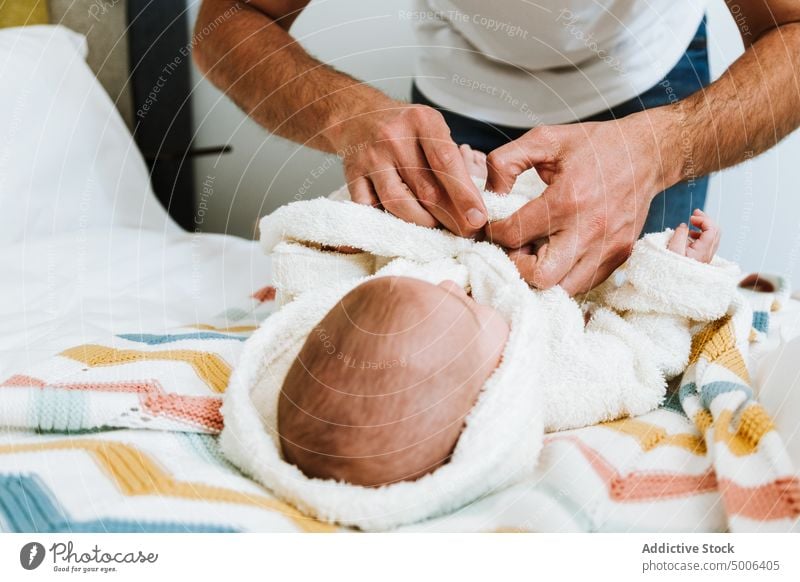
[
  {"x1": 2, "y1": 375, "x2": 45, "y2": 388},
  {"x1": 719, "y1": 477, "x2": 800, "y2": 521},
  {"x1": 546, "y1": 435, "x2": 717, "y2": 501},
  {"x1": 2, "y1": 375, "x2": 222, "y2": 432}
]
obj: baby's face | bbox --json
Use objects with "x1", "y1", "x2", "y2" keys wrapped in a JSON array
[{"x1": 278, "y1": 276, "x2": 510, "y2": 487}]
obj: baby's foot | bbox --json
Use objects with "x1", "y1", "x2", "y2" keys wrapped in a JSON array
[
  {"x1": 667, "y1": 209, "x2": 721, "y2": 264},
  {"x1": 459, "y1": 144, "x2": 488, "y2": 180}
]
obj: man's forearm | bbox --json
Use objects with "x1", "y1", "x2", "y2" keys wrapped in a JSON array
[
  {"x1": 193, "y1": 0, "x2": 393, "y2": 152},
  {"x1": 657, "y1": 21, "x2": 800, "y2": 186}
]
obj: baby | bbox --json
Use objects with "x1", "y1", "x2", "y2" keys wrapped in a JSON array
[
  {"x1": 278, "y1": 146, "x2": 723, "y2": 488},
  {"x1": 279, "y1": 276, "x2": 509, "y2": 486}
]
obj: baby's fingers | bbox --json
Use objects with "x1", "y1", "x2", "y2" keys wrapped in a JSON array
[
  {"x1": 688, "y1": 210, "x2": 720, "y2": 261},
  {"x1": 668, "y1": 223, "x2": 689, "y2": 256},
  {"x1": 689, "y1": 209, "x2": 717, "y2": 232},
  {"x1": 687, "y1": 233, "x2": 719, "y2": 262},
  {"x1": 460, "y1": 144, "x2": 488, "y2": 179}
]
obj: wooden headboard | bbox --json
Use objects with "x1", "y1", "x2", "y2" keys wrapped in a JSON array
[
  {"x1": 49, "y1": 0, "x2": 135, "y2": 127},
  {"x1": 48, "y1": 0, "x2": 199, "y2": 230}
]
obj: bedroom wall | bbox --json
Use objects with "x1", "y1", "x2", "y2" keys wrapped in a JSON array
[
  {"x1": 186, "y1": 0, "x2": 417, "y2": 239},
  {"x1": 704, "y1": 0, "x2": 800, "y2": 286},
  {"x1": 187, "y1": 0, "x2": 800, "y2": 286},
  {"x1": 49, "y1": 0, "x2": 135, "y2": 127}
]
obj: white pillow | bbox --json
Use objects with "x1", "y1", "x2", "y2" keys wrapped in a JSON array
[{"x1": 0, "y1": 25, "x2": 177, "y2": 242}]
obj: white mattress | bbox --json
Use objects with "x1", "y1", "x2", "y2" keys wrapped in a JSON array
[
  {"x1": 0, "y1": 227, "x2": 270, "y2": 377},
  {"x1": 2, "y1": 222, "x2": 800, "y2": 469}
]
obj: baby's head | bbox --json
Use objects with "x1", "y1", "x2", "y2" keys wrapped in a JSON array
[{"x1": 278, "y1": 276, "x2": 509, "y2": 487}]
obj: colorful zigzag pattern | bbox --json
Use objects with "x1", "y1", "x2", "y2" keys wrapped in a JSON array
[{"x1": 0, "y1": 281, "x2": 797, "y2": 532}]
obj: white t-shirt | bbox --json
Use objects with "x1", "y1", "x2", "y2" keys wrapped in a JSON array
[{"x1": 410, "y1": 0, "x2": 707, "y2": 127}]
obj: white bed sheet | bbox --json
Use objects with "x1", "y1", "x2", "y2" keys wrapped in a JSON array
[
  {"x1": 0, "y1": 227, "x2": 271, "y2": 378},
  {"x1": 2, "y1": 223, "x2": 799, "y2": 470}
]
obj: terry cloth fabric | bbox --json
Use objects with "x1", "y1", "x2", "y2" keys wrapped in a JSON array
[{"x1": 220, "y1": 171, "x2": 744, "y2": 530}]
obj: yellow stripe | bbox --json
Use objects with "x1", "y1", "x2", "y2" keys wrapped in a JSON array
[
  {"x1": 688, "y1": 317, "x2": 750, "y2": 383},
  {"x1": 189, "y1": 324, "x2": 257, "y2": 333},
  {"x1": 693, "y1": 409, "x2": 713, "y2": 434},
  {"x1": 603, "y1": 418, "x2": 706, "y2": 455},
  {"x1": 713, "y1": 406, "x2": 776, "y2": 456},
  {"x1": 61, "y1": 345, "x2": 230, "y2": 393},
  {"x1": 0, "y1": 440, "x2": 334, "y2": 532},
  {"x1": 688, "y1": 317, "x2": 729, "y2": 365}
]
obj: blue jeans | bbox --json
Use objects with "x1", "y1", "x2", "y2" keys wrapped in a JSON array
[{"x1": 411, "y1": 20, "x2": 710, "y2": 234}]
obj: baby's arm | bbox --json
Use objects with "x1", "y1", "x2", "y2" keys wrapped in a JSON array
[
  {"x1": 544, "y1": 213, "x2": 740, "y2": 430},
  {"x1": 593, "y1": 212, "x2": 739, "y2": 320},
  {"x1": 608, "y1": 209, "x2": 727, "y2": 376}
]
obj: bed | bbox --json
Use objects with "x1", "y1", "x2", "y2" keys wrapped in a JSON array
[{"x1": 1, "y1": 22, "x2": 799, "y2": 534}]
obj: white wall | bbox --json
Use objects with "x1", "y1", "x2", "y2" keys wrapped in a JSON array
[
  {"x1": 188, "y1": 0, "x2": 800, "y2": 285},
  {"x1": 186, "y1": 0, "x2": 419, "y2": 238},
  {"x1": 705, "y1": 0, "x2": 800, "y2": 285}
]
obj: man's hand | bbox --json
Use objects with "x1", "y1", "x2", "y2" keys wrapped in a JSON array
[
  {"x1": 194, "y1": 1, "x2": 486, "y2": 237},
  {"x1": 484, "y1": 0, "x2": 800, "y2": 295},
  {"x1": 328, "y1": 102, "x2": 488, "y2": 237},
  {"x1": 485, "y1": 112, "x2": 679, "y2": 295}
]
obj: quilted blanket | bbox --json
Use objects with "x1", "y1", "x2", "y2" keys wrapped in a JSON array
[{"x1": 1, "y1": 278, "x2": 798, "y2": 532}]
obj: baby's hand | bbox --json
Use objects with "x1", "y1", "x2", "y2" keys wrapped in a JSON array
[
  {"x1": 459, "y1": 144, "x2": 488, "y2": 180},
  {"x1": 667, "y1": 209, "x2": 721, "y2": 264}
]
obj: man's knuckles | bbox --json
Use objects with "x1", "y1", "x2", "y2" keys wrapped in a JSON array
[
  {"x1": 415, "y1": 105, "x2": 446, "y2": 126},
  {"x1": 485, "y1": 150, "x2": 520, "y2": 180},
  {"x1": 375, "y1": 122, "x2": 405, "y2": 143}
]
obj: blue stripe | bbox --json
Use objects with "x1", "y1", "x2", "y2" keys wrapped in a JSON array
[
  {"x1": 29, "y1": 388, "x2": 87, "y2": 432},
  {"x1": 215, "y1": 308, "x2": 251, "y2": 322},
  {"x1": 0, "y1": 474, "x2": 237, "y2": 533},
  {"x1": 699, "y1": 381, "x2": 752, "y2": 409},
  {"x1": 752, "y1": 311, "x2": 769, "y2": 333},
  {"x1": 678, "y1": 382, "x2": 698, "y2": 404},
  {"x1": 63, "y1": 520, "x2": 236, "y2": 533},
  {"x1": 180, "y1": 433, "x2": 232, "y2": 468},
  {"x1": 661, "y1": 388, "x2": 687, "y2": 416},
  {"x1": 117, "y1": 332, "x2": 246, "y2": 345}
]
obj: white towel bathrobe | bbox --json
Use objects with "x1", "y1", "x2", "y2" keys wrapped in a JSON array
[{"x1": 221, "y1": 172, "x2": 742, "y2": 530}]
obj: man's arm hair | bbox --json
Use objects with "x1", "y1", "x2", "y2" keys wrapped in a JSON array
[
  {"x1": 659, "y1": 0, "x2": 800, "y2": 184},
  {"x1": 193, "y1": 0, "x2": 393, "y2": 152}
]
